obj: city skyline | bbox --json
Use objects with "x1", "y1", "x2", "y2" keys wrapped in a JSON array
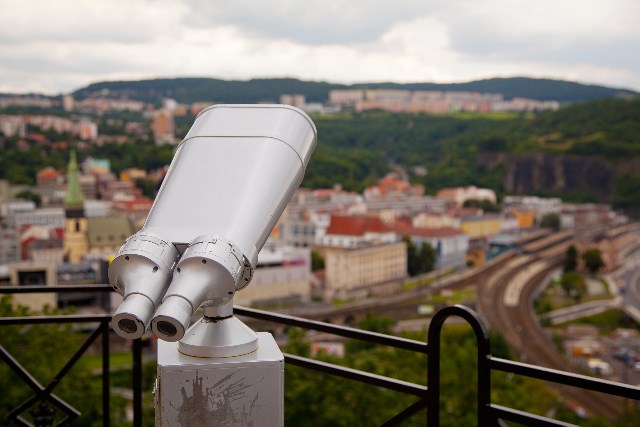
[{"x1": 1, "y1": 0, "x2": 639, "y2": 94}]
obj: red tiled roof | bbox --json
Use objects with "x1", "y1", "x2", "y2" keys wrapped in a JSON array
[
  {"x1": 37, "y1": 167, "x2": 59, "y2": 179},
  {"x1": 112, "y1": 197, "x2": 153, "y2": 212},
  {"x1": 326, "y1": 215, "x2": 392, "y2": 236},
  {"x1": 394, "y1": 218, "x2": 413, "y2": 228},
  {"x1": 379, "y1": 177, "x2": 409, "y2": 191},
  {"x1": 395, "y1": 226, "x2": 463, "y2": 238}
]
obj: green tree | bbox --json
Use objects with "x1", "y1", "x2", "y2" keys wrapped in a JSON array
[
  {"x1": 540, "y1": 213, "x2": 561, "y2": 231},
  {"x1": 463, "y1": 198, "x2": 500, "y2": 212},
  {"x1": 560, "y1": 272, "x2": 587, "y2": 302},
  {"x1": 0, "y1": 296, "x2": 128, "y2": 424},
  {"x1": 134, "y1": 178, "x2": 160, "y2": 199},
  {"x1": 419, "y1": 242, "x2": 436, "y2": 273},
  {"x1": 582, "y1": 248, "x2": 605, "y2": 274},
  {"x1": 15, "y1": 189, "x2": 42, "y2": 207},
  {"x1": 282, "y1": 318, "x2": 608, "y2": 427},
  {"x1": 403, "y1": 236, "x2": 420, "y2": 276},
  {"x1": 311, "y1": 250, "x2": 325, "y2": 271},
  {"x1": 403, "y1": 237, "x2": 436, "y2": 276},
  {"x1": 564, "y1": 245, "x2": 578, "y2": 272},
  {"x1": 346, "y1": 313, "x2": 397, "y2": 353}
]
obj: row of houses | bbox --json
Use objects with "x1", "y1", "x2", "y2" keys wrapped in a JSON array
[
  {"x1": 0, "y1": 114, "x2": 98, "y2": 140},
  {"x1": 0, "y1": 158, "x2": 625, "y2": 312}
]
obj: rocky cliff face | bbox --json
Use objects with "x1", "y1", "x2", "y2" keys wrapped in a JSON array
[{"x1": 478, "y1": 153, "x2": 614, "y2": 201}]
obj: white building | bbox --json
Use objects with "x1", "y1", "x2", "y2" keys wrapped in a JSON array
[
  {"x1": 396, "y1": 226, "x2": 469, "y2": 270},
  {"x1": 0, "y1": 229, "x2": 20, "y2": 265},
  {"x1": 322, "y1": 242, "x2": 407, "y2": 302},
  {"x1": 503, "y1": 196, "x2": 562, "y2": 220},
  {"x1": 14, "y1": 208, "x2": 65, "y2": 229},
  {"x1": 84, "y1": 200, "x2": 112, "y2": 217},
  {"x1": 318, "y1": 215, "x2": 398, "y2": 248},
  {"x1": 1, "y1": 199, "x2": 36, "y2": 227},
  {"x1": 234, "y1": 242, "x2": 311, "y2": 307},
  {"x1": 278, "y1": 219, "x2": 316, "y2": 247},
  {"x1": 436, "y1": 186, "x2": 497, "y2": 207},
  {"x1": 0, "y1": 115, "x2": 26, "y2": 137}
]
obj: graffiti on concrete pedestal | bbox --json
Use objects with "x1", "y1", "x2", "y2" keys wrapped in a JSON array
[{"x1": 169, "y1": 370, "x2": 263, "y2": 427}]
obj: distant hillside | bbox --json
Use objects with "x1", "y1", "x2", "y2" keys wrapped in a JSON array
[
  {"x1": 353, "y1": 77, "x2": 638, "y2": 103},
  {"x1": 303, "y1": 98, "x2": 640, "y2": 212},
  {"x1": 73, "y1": 78, "x2": 346, "y2": 105},
  {"x1": 72, "y1": 77, "x2": 637, "y2": 105},
  {"x1": 2, "y1": 97, "x2": 639, "y2": 215}
]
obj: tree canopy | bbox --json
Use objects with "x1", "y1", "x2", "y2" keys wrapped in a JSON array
[{"x1": 582, "y1": 248, "x2": 606, "y2": 274}]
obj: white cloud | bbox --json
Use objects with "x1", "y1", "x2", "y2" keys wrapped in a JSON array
[
  {"x1": 0, "y1": 0, "x2": 638, "y2": 93},
  {"x1": 182, "y1": 0, "x2": 439, "y2": 44},
  {"x1": 0, "y1": 0, "x2": 186, "y2": 44},
  {"x1": 443, "y1": 0, "x2": 640, "y2": 54}
]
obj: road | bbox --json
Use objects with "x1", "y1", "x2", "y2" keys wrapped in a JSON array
[{"x1": 616, "y1": 255, "x2": 640, "y2": 323}]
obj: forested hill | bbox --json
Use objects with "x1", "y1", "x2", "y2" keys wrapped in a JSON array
[
  {"x1": 304, "y1": 98, "x2": 640, "y2": 212},
  {"x1": 72, "y1": 77, "x2": 638, "y2": 105},
  {"x1": 352, "y1": 77, "x2": 638, "y2": 103}
]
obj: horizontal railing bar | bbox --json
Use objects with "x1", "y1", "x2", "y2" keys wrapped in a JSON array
[
  {"x1": 236, "y1": 306, "x2": 428, "y2": 353},
  {"x1": 0, "y1": 315, "x2": 111, "y2": 325},
  {"x1": 490, "y1": 404, "x2": 577, "y2": 427},
  {"x1": 283, "y1": 353, "x2": 428, "y2": 397},
  {"x1": 490, "y1": 357, "x2": 640, "y2": 400},
  {"x1": 0, "y1": 285, "x2": 114, "y2": 293}
]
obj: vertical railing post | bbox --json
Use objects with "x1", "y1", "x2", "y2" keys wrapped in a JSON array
[
  {"x1": 426, "y1": 313, "x2": 440, "y2": 427},
  {"x1": 427, "y1": 305, "x2": 494, "y2": 426},
  {"x1": 102, "y1": 321, "x2": 110, "y2": 427},
  {"x1": 133, "y1": 338, "x2": 143, "y2": 427}
]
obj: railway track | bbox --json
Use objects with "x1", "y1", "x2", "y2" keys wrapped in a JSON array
[
  {"x1": 245, "y1": 228, "x2": 628, "y2": 418},
  {"x1": 477, "y1": 240, "x2": 624, "y2": 420}
]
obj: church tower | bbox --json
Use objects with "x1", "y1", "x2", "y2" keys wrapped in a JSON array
[{"x1": 63, "y1": 151, "x2": 89, "y2": 263}]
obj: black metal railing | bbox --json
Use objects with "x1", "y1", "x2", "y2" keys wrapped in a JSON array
[
  {"x1": 0, "y1": 285, "x2": 142, "y2": 427},
  {"x1": 235, "y1": 304, "x2": 640, "y2": 426},
  {"x1": 1, "y1": 286, "x2": 639, "y2": 426}
]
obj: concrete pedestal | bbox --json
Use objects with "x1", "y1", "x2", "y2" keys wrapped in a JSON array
[{"x1": 155, "y1": 333, "x2": 284, "y2": 426}]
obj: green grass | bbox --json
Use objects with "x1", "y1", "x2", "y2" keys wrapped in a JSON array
[
  {"x1": 555, "y1": 308, "x2": 640, "y2": 334},
  {"x1": 535, "y1": 275, "x2": 612, "y2": 312},
  {"x1": 80, "y1": 352, "x2": 134, "y2": 371},
  {"x1": 429, "y1": 287, "x2": 476, "y2": 304}
]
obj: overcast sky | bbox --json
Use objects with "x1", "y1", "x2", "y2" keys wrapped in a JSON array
[{"x1": 1, "y1": 0, "x2": 639, "y2": 94}]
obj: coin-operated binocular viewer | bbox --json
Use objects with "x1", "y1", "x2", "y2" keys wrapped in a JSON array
[{"x1": 109, "y1": 105, "x2": 316, "y2": 426}]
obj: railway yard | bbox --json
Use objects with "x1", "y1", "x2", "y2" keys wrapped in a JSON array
[{"x1": 246, "y1": 224, "x2": 640, "y2": 421}]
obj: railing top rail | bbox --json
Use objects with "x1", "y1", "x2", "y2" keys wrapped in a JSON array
[
  {"x1": 235, "y1": 306, "x2": 428, "y2": 354},
  {"x1": 0, "y1": 285, "x2": 114, "y2": 293},
  {"x1": 490, "y1": 356, "x2": 640, "y2": 401},
  {"x1": 284, "y1": 353, "x2": 428, "y2": 396},
  {"x1": 0, "y1": 314, "x2": 112, "y2": 325}
]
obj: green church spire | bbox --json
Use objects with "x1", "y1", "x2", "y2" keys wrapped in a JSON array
[{"x1": 65, "y1": 150, "x2": 85, "y2": 215}]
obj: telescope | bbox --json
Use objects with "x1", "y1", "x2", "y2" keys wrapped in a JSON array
[{"x1": 109, "y1": 104, "x2": 317, "y2": 357}]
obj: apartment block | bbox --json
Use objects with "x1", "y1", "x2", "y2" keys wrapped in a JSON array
[
  {"x1": 235, "y1": 243, "x2": 311, "y2": 307},
  {"x1": 323, "y1": 242, "x2": 407, "y2": 302}
]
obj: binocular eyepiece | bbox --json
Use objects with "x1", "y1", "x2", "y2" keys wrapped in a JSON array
[
  {"x1": 109, "y1": 232, "x2": 180, "y2": 339},
  {"x1": 151, "y1": 235, "x2": 251, "y2": 342}
]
